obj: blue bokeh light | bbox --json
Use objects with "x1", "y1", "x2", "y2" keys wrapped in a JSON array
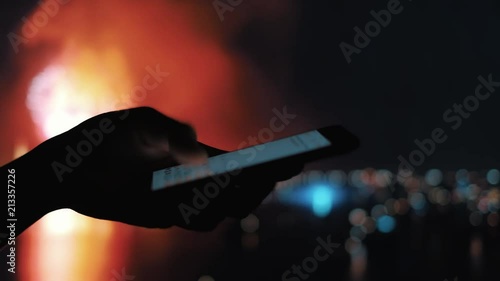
[
  {"x1": 487, "y1": 169, "x2": 500, "y2": 185},
  {"x1": 425, "y1": 169, "x2": 442, "y2": 186},
  {"x1": 312, "y1": 185, "x2": 334, "y2": 217},
  {"x1": 377, "y1": 215, "x2": 396, "y2": 233},
  {"x1": 276, "y1": 182, "x2": 343, "y2": 217},
  {"x1": 409, "y1": 192, "x2": 426, "y2": 210}
]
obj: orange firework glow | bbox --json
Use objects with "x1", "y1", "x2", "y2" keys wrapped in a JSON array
[{"x1": 0, "y1": 0, "x2": 300, "y2": 280}]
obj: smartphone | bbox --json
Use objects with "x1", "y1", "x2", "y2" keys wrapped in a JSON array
[{"x1": 151, "y1": 125, "x2": 359, "y2": 191}]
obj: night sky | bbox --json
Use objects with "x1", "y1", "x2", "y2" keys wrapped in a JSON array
[{"x1": 233, "y1": 0, "x2": 500, "y2": 171}]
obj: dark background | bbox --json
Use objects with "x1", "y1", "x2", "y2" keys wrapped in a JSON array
[{"x1": 288, "y1": 0, "x2": 499, "y2": 171}]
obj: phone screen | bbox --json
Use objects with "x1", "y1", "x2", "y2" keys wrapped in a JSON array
[{"x1": 151, "y1": 130, "x2": 331, "y2": 191}]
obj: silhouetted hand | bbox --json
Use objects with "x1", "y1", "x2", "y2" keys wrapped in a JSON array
[{"x1": 35, "y1": 107, "x2": 302, "y2": 231}]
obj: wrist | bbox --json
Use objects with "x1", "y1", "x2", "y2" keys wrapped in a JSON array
[
  {"x1": 12, "y1": 138, "x2": 70, "y2": 216},
  {"x1": 2, "y1": 155, "x2": 55, "y2": 238}
]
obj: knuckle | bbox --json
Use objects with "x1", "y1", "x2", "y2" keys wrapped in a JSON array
[
  {"x1": 178, "y1": 122, "x2": 197, "y2": 138},
  {"x1": 134, "y1": 106, "x2": 159, "y2": 116}
]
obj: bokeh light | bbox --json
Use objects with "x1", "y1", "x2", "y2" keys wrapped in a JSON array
[
  {"x1": 456, "y1": 169, "x2": 469, "y2": 186},
  {"x1": 425, "y1": 169, "x2": 443, "y2": 186},
  {"x1": 376, "y1": 215, "x2": 396, "y2": 233},
  {"x1": 328, "y1": 170, "x2": 347, "y2": 185},
  {"x1": 487, "y1": 169, "x2": 500, "y2": 185},
  {"x1": 370, "y1": 204, "x2": 387, "y2": 220},
  {"x1": 312, "y1": 185, "x2": 335, "y2": 217},
  {"x1": 435, "y1": 189, "x2": 451, "y2": 206},
  {"x1": 345, "y1": 238, "x2": 364, "y2": 256},
  {"x1": 362, "y1": 217, "x2": 376, "y2": 234},
  {"x1": 375, "y1": 169, "x2": 392, "y2": 187},
  {"x1": 350, "y1": 225, "x2": 367, "y2": 241},
  {"x1": 384, "y1": 198, "x2": 397, "y2": 215},
  {"x1": 199, "y1": 275, "x2": 215, "y2": 281},
  {"x1": 349, "y1": 169, "x2": 365, "y2": 188},
  {"x1": 348, "y1": 208, "x2": 367, "y2": 226},
  {"x1": 241, "y1": 233, "x2": 259, "y2": 250},
  {"x1": 277, "y1": 181, "x2": 343, "y2": 218},
  {"x1": 240, "y1": 214, "x2": 260, "y2": 233},
  {"x1": 409, "y1": 192, "x2": 426, "y2": 211}
]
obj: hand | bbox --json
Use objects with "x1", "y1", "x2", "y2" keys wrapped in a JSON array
[{"x1": 41, "y1": 107, "x2": 302, "y2": 231}]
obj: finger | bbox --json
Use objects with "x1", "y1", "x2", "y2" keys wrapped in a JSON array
[
  {"x1": 125, "y1": 107, "x2": 208, "y2": 164},
  {"x1": 167, "y1": 123, "x2": 208, "y2": 165}
]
